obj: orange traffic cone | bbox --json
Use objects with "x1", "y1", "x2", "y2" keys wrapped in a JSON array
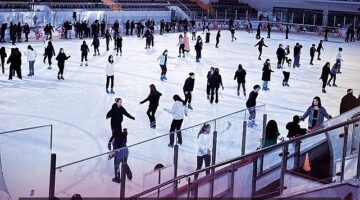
[{"x1": 303, "y1": 153, "x2": 311, "y2": 172}]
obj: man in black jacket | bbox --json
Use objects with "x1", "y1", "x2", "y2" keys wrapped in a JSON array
[
  {"x1": 340, "y1": 89, "x2": 359, "y2": 114},
  {"x1": 310, "y1": 44, "x2": 316, "y2": 65},
  {"x1": 276, "y1": 44, "x2": 285, "y2": 69},
  {"x1": 183, "y1": 72, "x2": 195, "y2": 110},
  {"x1": 246, "y1": 85, "x2": 261, "y2": 128},
  {"x1": 293, "y1": 43, "x2": 303, "y2": 68}
]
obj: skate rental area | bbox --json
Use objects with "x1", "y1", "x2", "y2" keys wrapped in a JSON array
[{"x1": 0, "y1": 0, "x2": 360, "y2": 199}]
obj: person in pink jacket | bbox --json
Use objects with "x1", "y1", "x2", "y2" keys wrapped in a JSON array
[{"x1": 184, "y1": 32, "x2": 190, "y2": 53}]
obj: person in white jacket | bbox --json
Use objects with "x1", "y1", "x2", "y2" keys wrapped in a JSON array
[
  {"x1": 157, "y1": 49, "x2": 168, "y2": 81},
  {"x1": 336, "y1": 47, "x2": 343, "y2": 74},
  {"x1": 26, "y1": 45, "x2": 37, "y2": 76},
  {"x1": 164, "y1": 94, "x2": 188, "y2": 147},
  {"x1": 194, "y1": 123, "x2": 212, "y2": 179},
  {"x1": 105, "y1": 55, "x2": 115, "y2": 94}
]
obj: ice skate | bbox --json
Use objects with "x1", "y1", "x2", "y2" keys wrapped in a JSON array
[
  {"x1": 237, "y1": 90, "x2": 240, "y2": 96},
  {"x1": 80, "y1": 62, "x2": 83, "y2": 67},
  {"x1": 60, "y1": 76, "x2": 64, "y2": 80},
  {"x1": 57, "y1": 75, "x2": 60, "y2": 80},
  {"x1": 188, "y1": 104, "x2": 193, "y2": 110},
  {"x1": 106, "y1": 88, "x2": 110, "y2": 94},
  {"x1": 332, "y1": 83, "x2": 338, "y2": 87},
  {"x1": 322, "y1": 88, "x2": 326, "y2": 93},
  {"x1": 110, "y1": 88, "x2": 115, "y2": 94},
  {"x1": 163, "y1": 76, "x2": 167, "y2": 80},
  {"x1": 85, "y1": 62, "x2": 88, "y2": 66}
]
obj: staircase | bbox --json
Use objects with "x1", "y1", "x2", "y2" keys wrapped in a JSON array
[
  {"x1": 191, "y1": 0, "x2": 215, "y2": 17},
  {"x1": 102, "y1": 0, "x2": 122, "y2": 11}
]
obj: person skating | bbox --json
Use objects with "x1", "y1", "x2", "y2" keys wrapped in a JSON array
[
  {"x1": 324, "y1": 26, "x2": 329, "y2": 41},
  {"x1": 267, "y1": 23, "x2": 271, "y2": 38},
  {"x1": 104, "y1": 29, "x2": 112, "y2": 51},
  {"x1": 262, "y1": 59, "x2": 273, "y2": 91},
  {"x1": 194, "y1": 123, "x2": 212, "y2": 180},
  {"x1": 130, "y1": 20, "x2": 135, "y2": 35},
  {"x1": 44, "y1": 41, "x2": 55, "y2": 69},
  {"x1": 282, "y1": 45, "x2": 291, "y2": 67},
  {"x1": 293, "y1": 43, "x2": 303, "y2": 68},
  {"x1": 339, "y1": 89, "x2": 359, "y2": 114},
  {"x1": 234, "y1": 64, "x2": 246, "y2": 96},
  {"x1": 115, "y1": 35, "x2": 123, "y2": 56},
  {"x1": 7, "y1": 48, "x2": 22, "y2": 80},
  {"x1": 256, "y1": 24, "x2": 261, "y2": 39},
  {"x1": 140, "y1": 84, "x2": 162, "y2": 129},
  {"x1": 106, "y1": 98, "x2": 135, "y2": 146},
  {"x1": 327, "y1": 59, "x2": 340, "y2": 87},
  {"x1": 80, "y1": 41, "x2": 90, "y2": 66},
  {"x1": 125, "y1": 20, "x2": 130, "y2": 36},
  {"x1": 183, "y1": 72, "x2": 195, "y2": 110},
  {"x1": 246, "y1": 85, "x2": 261, "y2": 128},
  {"x1": 215, "y1": 30, "x2": 221, "y2": 48},
  {"x1": 209, "y1": 68, "x2": 224, "y2": 104},
  {"x1": 254, "y1": 38, "x2": 268, "y2": 60},
  {"x1": 336, "y1": 47, "x2": 343, "y2": 73},
  {"x1": 143, "y1": 30, "x2": 153, "y2": 49},
  {"x1": 91, "y1": 35, "x2": 100, "y2": 56},
  {"x1": 286, "y1": 115, "x2": 307, "y2": 139},
  {"x1": 177, "y1": 34, "x2": 185, "y2": 58},
  {"x1": 285, "y1": 25, "x2": 289, "y2": 39},
  {"x1": 345, "y1": 26, "x2": 351, "y2": 42},
  {"x1": 282, "y1": 58, "x2": 291, "y2": 87},
  {"x1": 320, "y1": 62, "x2": 331, "y2": 93},
  {"x1": 157, "y1": 49, "x2": 168, "y2": 81},
  {"x1": 206, "y1": 67, "x2": 214, "y2": 99},
  {"x1": 164, "y1": 95, "x2": 188, "y2": 147},
  {"x1": 276, "y1": 44, "x2": 285, "y2": 69},
  {"x1": 26, "y1": 45, "x2": 37, "y2": 76},
  {"x1": 195, "y1": 36, "x2": 203, "y2": 62},
  {"x1": 301, "y1": 96, "x2": 332, "y2": 129},
  {"x1": 106, "y1": 55, "x2": 115, "y2": 94},
  {"x1": 16, "y1": 22, "x2": 22, "y2": 42},
  {"x1": 55, "y1": 48, "x2": 70, "y2": 80},
  {"x1": 205, "y1": 29, "x2": 210, "y2": 43},
  {"x1": 191, "y1": 25, "x2": 196, "y2": 41},
  {"x1": 230, "y1": 27, "x2": 237, "y2": 42},
  {"x1": 317, "y1": 40, "x2": 324, "y2": 60},
  {"x1": 23, "y1": 23, "x2": 30, "y2": 42},
  {"x1": 0, "y1": 46, "x2": 7, "y2": 74},
  {"x1": 310, "y1": 44, "x2": 316, "y2": 65},
  {"x1": 184, "y1": 32, "x2": 190, "y2": 53}
]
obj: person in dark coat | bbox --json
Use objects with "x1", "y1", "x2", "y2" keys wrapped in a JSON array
[
  {"x1": 320, "y1": 62, "x2": 331, "y2": 93},
  {"x1": 115, "y1": 35, "x2": 123, "y2": 56},
  {"x1": 234, "y1": 64, "x2": 246, "y2": 96},
  {"x1": 195, "y1": 36, "x2": 203, "y2": 62},
  {"x1": 16, "y1": 22, "x2": 22, "y2": 42},
  {"x1": 143, "y1": 30, "x2": 153, "y2": 49},
  {"x1": 0, "y1": 23, "x2": 7, "y2": 42},
  {"x1": 140, "y1": 84, "x2": 162, "y2": 128},
  {"x1": 317, "y1": 40, "x2": 324, "y2": 60},
  {"x1": 246, "y1": 85, "x2": 261, "y2": 128},
  {"x1": 80, "y1": 41, "x2": 90, "y2": 66},
  {"x1": 324, "y1": 26, "x2": 329, "y2": 41},
  {"x1": 301, "y1": 96, "x2": 332, "y2": 129},
  {"x1": 215, "y1": 30, "x2": 221, "y2": 48},
  {"x1": 262, "y1": 59, "x2": 273, "y2": 91},
  {"x1": 263, "y1": 120, "x2": 280, "y2": 148},
  {"x1": 106, "y1": 98, "x2": 135, "y2": 143},
  {"x1": 0, "y1": 46, "x2": 7, "y2": 74},
  {"x1": 340, "y1": 89, "x2": 359, "y2": 114},
  {"x1": 310, "y1": 44, "x2": 316, "y2": 65},
  {"x1": 209, "y1": 68, "x2": 224, "y2": 104},
  {"x1": 103, "y1": 29, "x2": 112, "y2": 51},
  {"x1": 91, "y1": 35, "x2": 100, "y2": 56},
  {"x1": 267, "y1": 23, "x2": 271, "y2": 38},
  {"x1": 230, "y1": 27, "x2": 237, "y2": 42},
  {"x1": 276, "y1": 44, "x2": 285, "y2": 69},
  {"x1": 183, "y1": 72, "x2": 195, "y2": 110},
  {"x1": 286, "y1": 115, "x2": 307, "y2": 138},
  {"x1": 285, "y1": 25, "x2": 289, "y2": 39},
  {"x1": 100, "y1": 20, "x2": 106, "y2": 37},
  {"x1": 23, "y1": 23, "x2": 30, "y2": 42},
  {"x1": 293, "y1": 43, "x2": 303, "y2": 68},
  {"x1": 345, "y1": 27, "x2": 351, "y2": 42},
  {"x1": 254, "y1": 38, "x2": 268, "y2": 60},
  {"x1": 130, "y1": 20, "x2": 135, "y2": 35},
  {"x1": 7, "y1": 48, "x2": 22, "y2": 80},
  {"x1": 206, "y1": 67, "x2": 214, "y2": 99},
  {"x1": 44, "y1": 41, "x2": 55, "y2": 69},
  {"x1": 256, "y1": 24, "x2": 261, "y2": 39},
  {"x1": 55, "y1": 48, "x2": 70, "y2": 80}
]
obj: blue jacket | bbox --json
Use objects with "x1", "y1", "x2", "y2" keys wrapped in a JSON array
[{"x1": 302, "y1": 106, "x2": 331, "y2": 128}]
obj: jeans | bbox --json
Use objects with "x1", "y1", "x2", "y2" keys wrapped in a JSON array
[
  {"x1": 29, "y1": 61, "x2": 35, "y2": 76},
  {"x1": 263, "y1": 81, "x2": 269, "y2": 90},
  {"x1": 293, "y1": 55, "x2": 300, "y2": 67},
  {"x1": 248, "y1": 107, "x2": 256, "y2": 121}
]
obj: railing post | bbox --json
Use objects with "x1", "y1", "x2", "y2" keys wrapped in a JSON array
[
  {"x1": 251, "y1": 158, "x2": 257, "y2": 197},
  {"x1": 340, "y1": 125, "x2": 349, "y2": 182},
  {"x1": 157, "y1": 169, "x2": 161, "y2": 199},
  {"x1": 279, "y1": 144, "x2": 289, "y2": 195},
  {"x1": 49, "y1": 153, "x2": 56, "y2": 199},
  {"x1": 259, "y1": 114, "x2": 267, "y2": 175},
  {"x1": 357, "y1": 128, "x2": 360, "y2": 179},
  {"x1": 120, "y1": 160, "x2": 127, "y2": 198},
  {"x1": 229, "y1": 163, "x2": 235, "y2": 197},
  {"x1": 294, "y1": 140, "x2": 301, "y2": 168},
  {"x1": 173, "y1": 144, "x2": 179, "y2": 195},
  {"x1": 241, "y1": 121, "x2": 247, "y2": 156},
  {"x1": 186, "y1": 177, "x2": 191, "y2": 200},
  {"x1": 209, "y1": 130, "x2": 217, "y2": 199},
  {"x1": 50, "y1": 125, "x2": 53, "y2": 150}
]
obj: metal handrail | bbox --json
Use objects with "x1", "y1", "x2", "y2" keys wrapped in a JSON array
[
  {"x1": 131, "y1": 115, "x2": 360, "y2": 198},
  {"x1": 0, "y1": 124, "x2": 52, "y2": 135},
  {"x1": 56, "y1": 105, "x2": 265, "y2": 169}
]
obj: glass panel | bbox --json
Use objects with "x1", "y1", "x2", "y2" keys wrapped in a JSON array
[{"x1": 233, "y1": 162, "x2": 253, "y2": 197}]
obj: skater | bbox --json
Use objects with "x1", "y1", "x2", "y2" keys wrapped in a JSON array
[
  {"x1": 286, "y1": 115, "x2": 307, "y2": 139},
  {"x1": 194, "y1": 123, "x2": 212, "y2": 180},
  {"x1": 115, "y1": 35, "x2": 123, "y2": 56},
  {"x1": 23, "y1": 23, "x2": 30, "y2": 42},
  {"x1": 324, "y1": 26, "x2": 329, "y2": 41},
  {"x1": 276, "y1": 44, "x2": 285, "y2": 69},
  {"x1": 345, "y1": 26, "x2": 351, "y2": 42},
  {"x1": 157, "y1": 49, "x2": 168, "y2": 81},
  {"x1": 293, "y1": 43, "x2": 303, "y2": 68},
  {"x1": 327, "y1": 59, "x2": 340, "y2": 87},
  {"x1": 104, "y1": 29, "x2": 112, "y2": 51},
  {"x1": 164, "y1": 94, "x2": 188, "y2": 147},
  {"x1": 44, "y1": 41, "x2": 55, "y2": 69},
  {"x1": 301, "y1": 96, "x2": 332, "y2": 129},
  {"x1": 246, "y1": 85, "x2": 261, "y2": 128},
  {"x1": 310, "y1": 44, "x2": 316, "y2": 65},
  {"x1": 195, "y1": 36, "x2": 203, "y2": 62},
  {"x1": 336, "y1": 47, "x2": 343, "y2": 73},
  {"x1": 191, "y1": 25, "x2": 197, "y2": 41},
  {"x1": 26, "y1": 45, "x2": 37, "y2": 76},
  {"x1": 254, "y1": 38, "x2": 268, "y2": 60},
  {"x1": 209, "y1": 68, "x2": 224, "y2": 104},
  {"x1": 340, "y1": 89, "x2": 359, "y2": 114},
  {"x1": 106, "y1": 55, "x2": 115, "y2": 94},
  {"x1": 80, "y1": 41, "x2": 90, "y2": 67},
  {"x1": 91, "y1": 35, "x2": 100, "y2": 56},
  {"x1": 282, "y1": 45, "x2": 291, "y2": 67},
  {"x1": 143, "y1": 30, "x2": 153, "y2": 49},
  {"x1": 0, "y1": 23, "x2": 7, "y2": 42},
  {"x1": 256, "y1": 24, "x2": 261, "y2": 39},
  {"x1": 263, "y1": 120, "x2": 280, "y2": 148},
  {"x1": 106, "y1": 97, "x2": 135, "y2": 146},
  {"x1": 125, "y1": 20, "x2": 130, "y2": 36},
  {"x1": 285, "y1": 25, "x2": 289, "y2": 39},
  {"x1": 319, "y1": 62, "x2": 331, "y2": 93},
  {"x1": 160, "y1": 19, "x2": 165, "y2": 35},
  {"x1": 206, "y1": 67, "x2": 214, "y2": 99},
  {"x1": 183, "y1": 72, "x2": 195, "y2": 110},
  {"x1": 234, "y1": 64, "x2": 246, "y2": 96},
  {"x1": 55, "y1": 48, "x2": 70, "y2": 80},
  {"x1": 230, "y1": 27, "x2": 237, "y2": 42},
  {"x1": 317, "y1": 40, "x2": 324, "y2": 60},
  {"x1": 267, "y1": 23, "x2": 271, "y2": 38},
  {"x1": 130, "y1": 20, "x2": 135, "y2": 35},
  {"x1": 177, "y1": 34, "x2": 185, "y2": 58},
  {"x1": 215, "y1": 30, "x2": 221, "y2": 48},
  {"x1": 262, "y1": 59, "x2": 273, "y2": 91},
  {"x1": 0, "y1": 46, "x2": 7, "y2": 74},
  {"x1": 140, "y1": 84, "x2": 162, "y2": 129},
  {"x1": 205, "y1": 29, "x2": 210, "y2": 43},
  {"x1": 16, "y1": 22, "x2": 22, "y2": 42},
  {"x1": 184, "y1": 32, "x2": 190, "y2": 53},
  {"x1": 7, "y1": 48, "x2": 22, "y2": 80}
]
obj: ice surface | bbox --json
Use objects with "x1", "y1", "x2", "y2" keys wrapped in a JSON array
[{"x1": 0, "y1": 30, "x2": 359, "y2": 198}]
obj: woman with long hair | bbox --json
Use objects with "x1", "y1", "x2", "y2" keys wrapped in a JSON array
[
  {"x1": 263, "y1": 120, "x2": 280, "y2": 148},
  {"x1": 140, "y1": 84, "x2": 162, "y2": 129},
  {"x1": 106, "y1": 55, "x2": 115, "y2": 94},
  {"x1": 194, "y1": 123, "x2": 212, "y2": 179},
  {"x1": 301, "y1": 96, "x2": 332, "y2": 129},
  {"x1": 195, "y1": 36, "x2": 203, "y2": 62},
  {"x1": 319, "y1": 62, "x2": 331, "y2": 93},
  {"x1": 26, "y1": 45, "x2": 37, "y2": 76},
  {"x1": 55, "y1": 48, "x2": 70, "y2": 80}
]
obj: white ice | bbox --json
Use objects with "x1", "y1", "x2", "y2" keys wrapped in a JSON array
[{"x1": 0, "y1": 29, "x2": 359, "y2": 199}]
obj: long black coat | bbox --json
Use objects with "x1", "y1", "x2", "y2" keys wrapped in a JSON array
[
  {"x1": 7, "y1": 50, "x2": 21, "y2": 70},
  {"x1": 320, "y1": 66, "x2": 330, "y2": 80},
  {"x1": 246, "y1": 90, "x2": 258, "y2": 108},
  {"x1": 209, "y1": 73, "x2": 223, "y2": 88},
  {"x1": 140, "y1": 92, "x2": 162, "y2": 109},
  {"x1": 45, "y1": 45, "x2": 55, "y2": 56},
  {"x1": 276, "y1": 47, "x2": 285, "y2": 59},
  {"x1": 340, "y1": 93, "x2": 359, "y2": 114},
  {"x1": 183, "y1": 77, "x2": 195, "y2": 92},
  {"x1": 56, "y1": 52, "x2": 70, "y2": 67},
  {"x1": 234, "y1": 69, "x2": 246, "y2": 83},
  {"x1": 106, "y1": 104, "x2": 134, "y2": 132},
  {"x1": 262, "y1": 63, "x2": 273, "y2": 81}
]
